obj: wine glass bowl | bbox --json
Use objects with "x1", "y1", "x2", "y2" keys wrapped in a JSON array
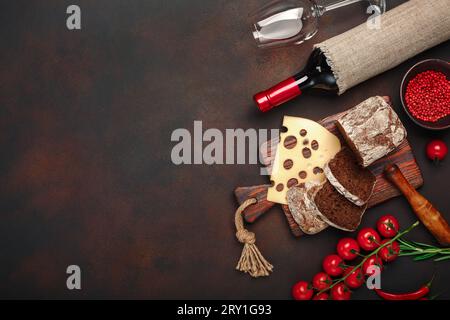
[
  {"x1": 251, "y1": 0, "x2": 319, "y2": 48},
  {"x1": 251, "y1": 0, "x2": 387, "y2": 49}
]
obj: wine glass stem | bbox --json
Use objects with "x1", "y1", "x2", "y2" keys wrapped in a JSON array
[{"x1": 317, "y1": 0, "x2": 365, "y2": 16}]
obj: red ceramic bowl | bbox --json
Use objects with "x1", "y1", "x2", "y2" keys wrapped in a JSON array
[{"x1": 400, "y1": 59, "x2": 450, "y2": 130}]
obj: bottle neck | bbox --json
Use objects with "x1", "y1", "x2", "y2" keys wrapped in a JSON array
[
  {"x1": 253, "y1": 77, "x2": 303, "y2": 112},
  {"x1": 253, "y1": 49, "x2": 337, "y2": 112},
  {"x1": 292, "y1": 70, "x2": 316, "y2": 91},
  {"x1": 294, "y1": 48, "x2": 337, "y2": 90}
]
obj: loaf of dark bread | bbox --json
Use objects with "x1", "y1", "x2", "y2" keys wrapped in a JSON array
[
  {"x1": 324, "y1": 148, "x2": 376, "y2": 206},
  {"x1": 336, "y1": 96, "x2": 407, "y2": 167}
]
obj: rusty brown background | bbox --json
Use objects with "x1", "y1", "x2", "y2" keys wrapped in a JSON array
[{"x1": 0, "y1": 0, "x2": 449, "y2": 299}]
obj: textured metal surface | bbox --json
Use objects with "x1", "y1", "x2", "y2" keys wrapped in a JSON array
[{"x1": 0, "y1": 0, "x2": 449, "y2": 299}]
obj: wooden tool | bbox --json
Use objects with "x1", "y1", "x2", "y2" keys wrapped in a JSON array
[
  {"x1": 384, "y1": 164, "x2": 450, "y2": 246},
  {"x1": 235, "y1": 109, "x2": 423, "y2": 237}
]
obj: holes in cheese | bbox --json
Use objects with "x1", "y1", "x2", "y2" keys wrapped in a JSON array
[
  {"x1": 299, "y1": 171, "x2": 307, "y2": 179},
  {"x1": 284, "y1": 136, "x2": 297, "y2": 149},
  {"x1": 283, "y1": 159, "x2": 294, "y2": 170},
  {"x1": 267, "y1": 116, "x2": 341, "y2": 205},
  {"x1": 302, "y1": 147, "x2": 312, "y2": 159},
  {"x1": 313, "y1": 167, "x2": 324, "y2": 175},
  {"x1": 287, "y1": 178, "x2": 298, "y2": 188}
]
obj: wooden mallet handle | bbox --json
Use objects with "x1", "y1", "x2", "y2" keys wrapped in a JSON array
[{"x1": 384, "y1": 164, "x2": 450, "y2": 246}]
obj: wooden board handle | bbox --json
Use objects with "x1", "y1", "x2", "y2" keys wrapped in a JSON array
[
  {"x1": 384, "y1": 164, "x2": 450, "y2": 246},
  {"x1": 234, "y1": 185, "x2": 275, "y2": 223}
]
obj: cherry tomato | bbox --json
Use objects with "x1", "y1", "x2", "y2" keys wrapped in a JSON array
[
  {"x1": 362, "y1": 254, "x2": 383, "y2": 276},
  {"x1": 322, "y1": 254, "x2": 344, "y2": 277},
  {"x1": 313, "y1": 292, "x2": 329, "y2": 300},
  {"x1": 357, "y1": 228, "x2": 381, "y2": 251},
  {"x1": 337, "y1": 238, "x2": 360, "y2": 261},
  {"x1": 377, "y1": 215, "x2": 399, "y2": 238},
  {"x1": 426, "y1": 139, "x2": 448, "y2": 162},
  {"x1": 378, "y1": 239, "x2": 400, "y2": 262},
  {"x1": 292, "y1": 281, "x2": 314, "y2": 300},
  {"x1": 312, "y1": 272, "x2": 332, "y2": 291},
  {"x1": 331, "y1": 283, "x2": 351, "y2": 300},
  {"x1": 344, "y1": 267, "x2": 365, "y2": 289}
]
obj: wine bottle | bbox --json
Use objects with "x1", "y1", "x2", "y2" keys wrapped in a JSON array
[{"x1": 254, "y1": 49, "x2": 338, "y2": 112}]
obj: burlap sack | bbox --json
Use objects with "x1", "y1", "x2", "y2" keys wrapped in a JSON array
[{"x1": 315, "y1": 0, "x2": 450, "y2": 94}]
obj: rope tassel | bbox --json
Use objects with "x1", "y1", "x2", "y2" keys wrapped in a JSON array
[{"x1": 234, "y1": 198, "x2": 273, "y2": 277}]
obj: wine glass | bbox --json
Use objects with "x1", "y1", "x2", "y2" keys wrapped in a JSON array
[{"x1": 251, "y1": 0, "x2": 386, "y2": 48}]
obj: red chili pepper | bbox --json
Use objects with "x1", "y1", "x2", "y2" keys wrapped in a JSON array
[{"x1": 374, "y1": 275, "x2": 434, "y2": 300}]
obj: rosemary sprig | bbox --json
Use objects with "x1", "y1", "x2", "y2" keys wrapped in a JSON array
[{"x1": 398, "y1": 238, "x2": 450, "y2": 262}]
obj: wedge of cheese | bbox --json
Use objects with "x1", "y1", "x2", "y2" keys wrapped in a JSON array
[{"x1": 267, "y1": 116, "x2": 341, "y2": 205}]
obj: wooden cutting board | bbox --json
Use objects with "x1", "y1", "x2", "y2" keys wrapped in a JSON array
[{"x1": 234, "y1": 110, "x2": 423, "y2": 237}]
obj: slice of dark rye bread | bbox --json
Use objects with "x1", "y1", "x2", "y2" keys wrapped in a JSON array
[
  {"x1": 286, "y1": 182, "x2": 328, "y2": 235},
  {"x1": 324, "y1": 148, "x2": 376, "y2": 206},
  {"x1": 314, "y1": 181, "x2": 367, "y2": 232}
]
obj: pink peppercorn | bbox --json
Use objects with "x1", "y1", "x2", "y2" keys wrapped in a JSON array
[{"x1": 405, "y1": 70, "x2": 450, "y2": 123}]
